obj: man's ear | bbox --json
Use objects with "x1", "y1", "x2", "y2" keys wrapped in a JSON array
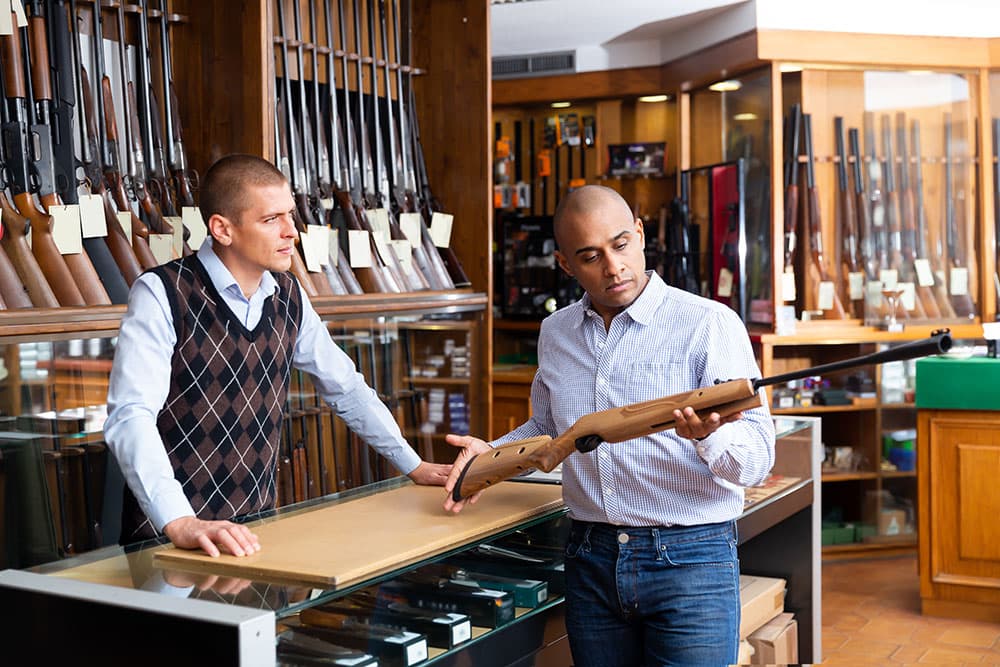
[
  {"x1": 634, "y1": 217, "x2": 645, "y2": 244},
  {"x1": 207, "y1": 213, "x2": 233, "y2": 246},
  {"x1": 554, "y1": 249, "x2": 573, "y2": 277}
]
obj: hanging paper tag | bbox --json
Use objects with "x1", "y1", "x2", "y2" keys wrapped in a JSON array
[
  {"x1": 348, "y1": 229, "x2": 373, "y2": 268},
  {"x1": 399, "y1": 212, "x2": 422, "y2": 249},
  {"x1": 716, "y1": 268, "x2": 733, "y2": 297},
  {"x1": 299, "y1": 227, "x2": 322, "y2": 272},
  {"x1": 430, "y1": 212, "x2": 454, "y2": 248},
  {"x1": 49, "y1": 205, "x2": 83, "y2": 255},
  {"x1": 879, "y1": 268, "x2": 898, "y2": 290},
  {"x1": 899, "y1": 282, "x2": 916, "y2": 312},
  {"x1": 848, "y1": 272, "x2": 865, "y2": 300},
  {"x1": 165, "y1": 215, "x2": 184, "y2": 255},
  {"x1": 117, "y1": 211, "x2": 133, "y2": 243},
  {"x1": 949, "y1": 267, "x2": 969, "y2": 296},
  {"x1": 913, "y1": 259, "x2": 934, "y2": 287},
  {"x1": 182, "y1": 206, "x2": 208, "y2": 249},
  {"x1": 818, "y1": 281, "x2": 835, "y2": 311},
  {"x1": 79, "y1": 194, "x2": 108, "y2": 238},
  {"x1": 781, "y1": 271, "x2": 796, "y2": 303},
  {"x1": 149, "y1": 234, "x2": 173, "y2": 264}
]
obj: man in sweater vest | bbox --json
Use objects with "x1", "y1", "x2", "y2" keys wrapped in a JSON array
[{"x1": 105, "y1": 154, "x2": 450, "y2": 557}]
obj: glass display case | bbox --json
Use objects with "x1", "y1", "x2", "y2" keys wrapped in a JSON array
[
  {"x1": 780, "y1": 67, "x2": 981, "y2": 330},
  {"x1": 1, "y1": 417, "x2": 822, "y2": 665},
  {"x1": 0, "y1": 294, "x2": 487, "y2": 570},
  {"x1": 689, "y1": 66, "x2": 774, "y2": 326}
]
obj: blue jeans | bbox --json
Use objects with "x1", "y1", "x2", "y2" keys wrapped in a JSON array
[{"x1": 564, "y1": 520, "x2": 740, "y2": 667}]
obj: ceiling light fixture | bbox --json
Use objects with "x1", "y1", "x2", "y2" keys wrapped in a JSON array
[
  {"x1": 708, "y1": 79, "x2": 742, "y2": 92},
  {"x1": 550, "y1": 101, "x2": 571, "y2": 108},
  {"x1": 638, "y1": 94, "x2": 670, "y2": 103}
]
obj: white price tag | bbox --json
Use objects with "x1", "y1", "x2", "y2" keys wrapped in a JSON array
[
  {"x1": 182, "y1": 206, "x2": 207, "y2": 249},
  {"x1": 716, "y1": 267, "x2": 733, "y2": 297},
  {"x1": 781, "y1": 270, "x2": 796, "y2": 303},
  {"x1": 79, "y1": 194, "x2": 108, "y2": 238},
  {"x1": 899, "y1": 282, "x2": 916, "y2": 312},
  {"x1": 879, "y1": 268, "x2": 898, "y2": 290},
  {"x1": 165, "y1": 215, "x2": 184, "y2": 256},
  {"x1": 367, "y1": 208, "x2": 390, "y2": 236},
  {"x1": 320, "y1": 198, "x2": 335, "y2": 211},
  {"x1": 372, "y1": 228, "x2": 393, "y2": 265},
  {"x1": 913, "y1": 258, "x2": 934, "y2": 287},
  {"x1": 430, "y1": 211, "x2": 454, "y2": 248},
  {"x1": 0, "y1": 4, "x2": 13, "y2": 35},
  {"x1": 348, "y1": 229, "x2": 373, "y2": 268},
  {"x1": 299, "y1": 227, "x2": 322, "y2": 272},
  {"x1": 818, "y1": 281, "x2": 835, "y2": 311},
  {"x1": 390, "y1": 239, "x2": 413, "y2": 274},
  {"x1": 399, "y1": 212, "x2": 422, "y2": 248},
  {"x1": 848, "y1": 272, "x2": 865, "y2": 300},
  {"x1": 949, "y1": 267, "x2": 969, "y2": 296},
  {"x1": 117, "y1": 211, "x2": 132, "y2": 243},
  {"x1": 312, "y1": 224, "x2": 331, "y2": 266},
  {"x1": 149, "y1": 233, "x2": 173, "y2": 264},
  {"x1": 866, "y1": 280, "x2": 883, "y2": 308},
  {"x1": 12, "y1": 1, "x2": 27, "y2": 27},
  {"x1": 49, "y1": 205, "x2": 83, "y2": 255}
]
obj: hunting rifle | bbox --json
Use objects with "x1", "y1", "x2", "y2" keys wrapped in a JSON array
[{"x1": 451, "y1": 330, "x2": 953, "y2": 501}]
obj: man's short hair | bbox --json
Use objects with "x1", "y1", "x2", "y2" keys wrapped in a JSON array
[{"x1": 199, "y1": 154, "x2": 288, "y2": 223}]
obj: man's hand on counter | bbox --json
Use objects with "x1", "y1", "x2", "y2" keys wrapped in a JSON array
[
  {"x1": 443, "y1": 434, "x2": 492, "y2": 514},
  {"x1": 163, "y1": 516, "x2": 262, "y2": 558},
  {"x1": 408, "y1": 460, "x2": 452, "y2": 486}
]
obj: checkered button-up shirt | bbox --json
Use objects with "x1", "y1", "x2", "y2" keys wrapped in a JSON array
[{"x1": 494, "y1": 272, "x2": 775, "y2": 527}]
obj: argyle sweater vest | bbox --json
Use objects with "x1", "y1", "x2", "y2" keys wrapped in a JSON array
[{"x1": 121, "y1": 255, "x2": 302, "y2": 542}]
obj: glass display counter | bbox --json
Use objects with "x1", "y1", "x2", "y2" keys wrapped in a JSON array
[{"x1": 0, "y1": 417, "x2": 820, "y2": 666}]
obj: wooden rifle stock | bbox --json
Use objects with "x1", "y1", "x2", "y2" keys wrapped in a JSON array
[
  {"x1": 38, "y1": 193, "x2": 112, "y2": 305},
  {"x1": 910, "y1": 120, "x2": 956, "y2": 319},
  {"x1": 0, "y1": 240, "x2": 31, "y2": 308},
  {"x1": 453, "y1": 330, "x2": 953, "y2": 502},
  {"x1": 13, "y1": 192, "x2": 86, "y2": 306},
  {"x1": 0, "y1": 194, "x2": 59, "y2": 306},
  {"x1": 801, "y1": 114, "x2": 846, "y2": 318}
]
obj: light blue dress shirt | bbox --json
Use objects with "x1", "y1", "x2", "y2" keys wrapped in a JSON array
[
  {"x1": 494, "y1": 271, "x2": 775, "y2": 527},
  {"x1": 105, "y1": 240, "x2": 421, "y2": 532}
]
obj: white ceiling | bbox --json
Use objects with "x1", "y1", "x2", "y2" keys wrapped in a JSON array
[{"x1": 491, "y1": 0, "x2": 1000, "y2": 74}]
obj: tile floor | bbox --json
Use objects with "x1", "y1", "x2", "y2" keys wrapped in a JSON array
[{"x1": 821, "y1": 555, "x2": 1000, "y2": 665}]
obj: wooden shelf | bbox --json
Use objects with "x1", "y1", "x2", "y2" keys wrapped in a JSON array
[
  {"x1": 881, "y1": 402, "x2": 917, "y2": 410},
  {"x1": 772, "y1": 405, "x2": 873, "y2": 415},
  {"x1": 405, "y1": 377, "x2": 470, "y2": 386},
  {"x1": 881, "y1": 470, "x2": 917, "y2": 479},
  {"x1": 823, "y1": 538, "x2": 917, "y2": 558},
  {"x1": 494, "y1": 319, "x2": 542, "y2": 332},
  {"x1": 754, "y1": 323, "x2": 984, "y2": 346},
  {"x1": 821, "y1": 471, "x2": 878, "y2": 482}
]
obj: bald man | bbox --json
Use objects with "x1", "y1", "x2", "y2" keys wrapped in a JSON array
[{"x1": 445, "y1": 186, "x2": 775, "y2": 666}]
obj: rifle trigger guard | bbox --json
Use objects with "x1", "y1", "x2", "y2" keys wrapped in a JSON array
[{"x1": 575, "y1": 434, "x2": 603, "y2": 453}]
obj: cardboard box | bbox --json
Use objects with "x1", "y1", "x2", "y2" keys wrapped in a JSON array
[
  {"x1": 737, "y1": 639, "x2": 754, "y2": 665},
  {"x1": 878, "y1": 509, "x2": 907, "y2": 536},
  {"x1": 748, "y1": 612, "x2": 798, "y2": 665},
  {"x1": 739, "y1": 575, "x2": 786, "y2": 639}
]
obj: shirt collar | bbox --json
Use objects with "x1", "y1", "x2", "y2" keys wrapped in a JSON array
[
  {"x1": 577, "y1": 270, "x2": 664, "y2": 328},
  {"x1": 196, "y1": 238, "x2": 279, "y2": 302}
]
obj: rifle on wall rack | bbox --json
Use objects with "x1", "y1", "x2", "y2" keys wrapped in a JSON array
[
  {"x1": 89, "y1": 0, "x2": 159, "y2": 270},
  {"x1": 23, "y1": 0, "x2": 112, "y2": 305},
  {"x1": 155, "y1": 0, "x2": 196, "y2": 210},
  {"x1": 911, "y1": 119, "x2": 956, "y2": 319},
  {"x1": 881, "y1": 113, "x2": 923, "y2": 319},
  {"x1": 801, "y1": 113, "x2": 846, "y2": 318},
  {"x1": 43, "y1": 0, "x2": 130, "y2": 303},
  {"x1": 307, "y1": 0, "x2": 362, "y2": 294},
  {"x1": 943, "y1": 112, "x2": 976, "y2": 319},
  {"x1": 1, "y1": 18, "x2": 87, "y2": 306},
  {"x1": 834, "y1": 117, "x2": 863, "y2": 318},
  {"x1": 399, "y1": 0, "x2": 470, "y2": 287},
  {"x1": 848, "y1": 128, "x2": 877, "y2": 287},
  {"x1": 451, "y1": 331, "x2": 953, "y2": 502},
  {"x1": 275, "y1": 0, "x2": 338, "y2": 297},
  {"x1": 895, "y1": 112, "x2": 939, "y2": 319},
  {"x1": 781, "y1": 104, "x2": 801, "y2": 305}
]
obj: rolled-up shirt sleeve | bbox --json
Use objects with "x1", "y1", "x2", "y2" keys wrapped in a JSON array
[
  {"x1": 105, "y1": 275, "x2": 195, "y2": 532},
  {"x1": 293, "y1": 287, "x2": 421, "y2": 475}
]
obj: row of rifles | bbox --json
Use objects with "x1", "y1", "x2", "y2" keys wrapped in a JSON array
[
  {"x1": 782, "y1": 103, "x2": 977, "y2": 323},
  {"x1": 271, "y1": 0, "x2": 469, "y2": 298},
  {"x1": 0, "y1": 0, "x2": 199, "y2": 308}
]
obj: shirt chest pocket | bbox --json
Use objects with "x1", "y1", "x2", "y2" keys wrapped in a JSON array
[{"x1": 612, "y1": 361, "x2": 688, "y2": 404}]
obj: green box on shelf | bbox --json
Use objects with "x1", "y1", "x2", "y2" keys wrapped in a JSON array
[
  {"x1": 822, "y1": 523, "x2": 856, "y2": 545},
  {"x1": 854, "y1": 523, "x2": 877, "y2": 542}
]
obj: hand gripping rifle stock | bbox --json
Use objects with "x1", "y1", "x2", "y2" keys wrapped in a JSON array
[{"x1": 452, "y1": 331, "x2": 953, "y2": 501}]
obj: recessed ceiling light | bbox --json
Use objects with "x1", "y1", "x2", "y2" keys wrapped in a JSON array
[
  {"x1": 550, "y1": 101, "x2": 571, "y2": 108},
  {"x1": 708, "y1": 80, "x2": 742, "y2": 92},
  {"x1": 733, "y1": 112, "x2": 758, "y2": 121},
  {"x1": 638, "y1": 94, "x2": 670, "y2": 103}
]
